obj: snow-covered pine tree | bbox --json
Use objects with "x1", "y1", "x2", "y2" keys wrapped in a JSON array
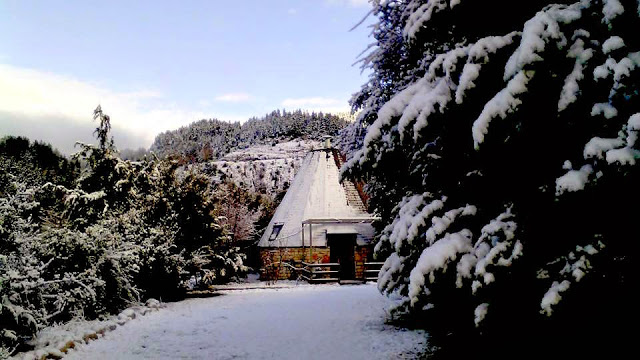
[{"x1": 342, "y1": 0, "x2": 640, "y2": 357}]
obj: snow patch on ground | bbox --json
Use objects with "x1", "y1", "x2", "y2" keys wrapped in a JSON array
[
  {"x1": 13, "y1": 299, "x2": 164, "y2": 360},
  {"x1": 59, "y1": 285, "x2": 428, "y2": 360}
]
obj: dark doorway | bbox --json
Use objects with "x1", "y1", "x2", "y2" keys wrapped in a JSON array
[{"x1": 328, "y1": 234, "x2": 356, "y2": 280}]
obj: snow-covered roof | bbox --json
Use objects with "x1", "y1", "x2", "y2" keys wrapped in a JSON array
[{"x1": 258, "y1": 149, "x2": 375, "y2": 247}]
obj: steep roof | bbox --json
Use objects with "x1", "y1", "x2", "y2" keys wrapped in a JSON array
[{"x1": 258, "y1": 149, "x2": 374, "y2": 248}]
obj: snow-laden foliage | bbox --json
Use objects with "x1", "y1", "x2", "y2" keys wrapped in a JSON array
[
  {"x1": 0, "y1": 136, "x2": 78, "y2": 198},
  {"x1": 342, "y1": 0, "x2": 640, "y2": 356},
  {"x1": 1, "y1": 107, "x2": 248, "y2": 356}
]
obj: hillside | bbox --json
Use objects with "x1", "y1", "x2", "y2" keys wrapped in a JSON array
[
  {"x1": 150, "y1": 109, "x2": 348, "y2": 163},
  {"x1": 196, "y1": 139, "x2": 320, "y2": 198}
]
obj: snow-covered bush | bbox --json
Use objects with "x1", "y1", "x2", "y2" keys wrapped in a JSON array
[
  {"x1": 192, "y1": 246, "x2": 250, "y2": 286},
  {"x1": 1, "y1": 106, "x2": 248, "y2": 356},
  {"x1": 342, "y1": 0, "x2": 640, "y2": 357}
]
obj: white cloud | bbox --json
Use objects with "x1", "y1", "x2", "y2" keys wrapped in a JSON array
[
  {"x1": 281, "y1": 96, "x2": 350, "y2": 113},
  {"x1": 214, "y1": 92, "x2": 253, "y2": 103},
  {"x1": 0, "y1": 64, "x2": 210, "y2": 149},
  {"x1": 288, "y1": 8, "x2": 297, "y2": 15}
]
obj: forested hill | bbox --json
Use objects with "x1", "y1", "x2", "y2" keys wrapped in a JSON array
[
  {"x1": 150, "y1": 109, "x2": 349, "y2": 163},
  {"x1": 0, "y1": 136, "x2": 78, "y2": 196}
]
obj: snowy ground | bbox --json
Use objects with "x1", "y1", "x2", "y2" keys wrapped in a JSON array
[{"x1": 63, "y1": 284, "x2": 428, "y2": 360}]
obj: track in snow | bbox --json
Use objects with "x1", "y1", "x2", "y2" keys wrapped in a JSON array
[{"x1": 65, "y1": 284, "x2": 428, "y2": 360}]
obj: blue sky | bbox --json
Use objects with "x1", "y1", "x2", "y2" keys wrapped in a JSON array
[{"x1": 0, "y1": 0, "x2": 373, "y2": 153}]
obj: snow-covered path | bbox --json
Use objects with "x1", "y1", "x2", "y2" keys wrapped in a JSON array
[{"x1": 64, "y1": 284, "x2": 427, "y2": 360}]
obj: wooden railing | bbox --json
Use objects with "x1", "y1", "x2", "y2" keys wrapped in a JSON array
[
  {"x1": 298, "y1": 262, "x2": 341, "y2": 283},
  {"x1": 363, "y1": 262, "x2": 384, "y2": 282},
  {"x1": 279, "y1": 261, "x2": 384, "y2": 284}
]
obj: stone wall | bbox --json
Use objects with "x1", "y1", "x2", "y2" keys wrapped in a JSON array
[
  {"x1": 354, "y1": 246, "x2": 370, "y2": 279},
  {"x1": 259, "y1": 246, "x2": 372, "y2": 281}
]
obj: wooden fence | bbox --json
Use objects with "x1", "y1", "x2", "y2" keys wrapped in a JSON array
[
  {"x1": 298, "y1": 262, "x2": 341, "y2": 283},
  {"x1": 363, "y1": 262, "x2": 384, "y2": 282},
  {"x1": 289, "y1": 261, "x2": 385, "y2": 283}
]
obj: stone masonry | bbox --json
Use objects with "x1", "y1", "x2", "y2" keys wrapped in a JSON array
[{"x1": 260, "y1": 246, "x2": 371, "y2": 281}]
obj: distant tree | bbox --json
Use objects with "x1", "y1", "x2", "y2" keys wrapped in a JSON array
[
  {"x1": 72, "y1": 105, "x2": 123, "y2": 208},
  {"x1": 92, "y1": 105, "x2": 114, "y2": 151},
  {"x1": 212, "y1": 182, "x2": 261, "y2": 244}
]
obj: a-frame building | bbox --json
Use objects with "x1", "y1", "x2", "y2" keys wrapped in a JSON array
[{"x1": 258, "y1": 146, "x2": 377, "y2": 281}]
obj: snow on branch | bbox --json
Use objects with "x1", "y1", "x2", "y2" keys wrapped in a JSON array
[
  {"x1": 540, "y1": 280, "x2": 571, "y2": 316},
  {"x1": 558, "y1": 36, "x2": 595, "y2": 111},
  {"x1": 593, "y1": 51, "x2": 640, "y2": 90},
  {"x1": 378, "y1": 193, "x2": 447, "y2": 253},
  {"x1": 472, "y1": 70, "x2": 534, "y2": 149},
  {"x1": 584, "y1": 137, "x2": 625, "y2": 159},
  {"x1": 403, "y1": 0, "x2": 449, "y2": 41},
  {"x1": 378, "y1": 252, "x2": 406, "y2": 295},
  {"x1": 397, "y1": 77, "x2": 454, "y2": 142},
  {"x1": 459, "y1": 209, "x2": 522, "y2": 292},
  {"x1": 539, "y1": 240, "x2": 605, "y2": 316},
  {"x1": 408, "y1": 229, "x2": 474, "y2": 306},
  {"x1": 348, "y1": 31, "x2": 519, "y2": 168},
  {"x1": 602, "y1": 0, "x2": 625, "y2": 25},
  {"x1": 606, "y1": 147, "x2": 640, "y2": 165},
  {"x1": 456, "y1": 32, "x2": 520, "y2": 104},
  {"x1": 425, "y1": 204, "x2": 476, "y2": 244},
  {"x1": 602, "y1": 36, "x2": 625, "y2": 54},
  {"x1": 555, "y1": 164, "x2": 593, "y2": 195},
  {"x1": 474, "y1": 303, "x2": 489, "y2": 327},
  {"x1": 504, "y1": 2, "x2": 586, "y2": 81},
  {"x1": 582, "y1": 113, "x2": 640, "y2": 165},
  {"x1": 591, "y1": 102, "x2": 618, "y2": 119}
]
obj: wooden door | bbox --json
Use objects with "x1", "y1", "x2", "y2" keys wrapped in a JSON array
[{"x1": 328, "y1": 234, "x2": 356, "y2": 280}]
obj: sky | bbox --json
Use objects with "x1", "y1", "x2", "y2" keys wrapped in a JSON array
[{"x1": 0, "y1": 0, "x2": 374, "y2": 154}]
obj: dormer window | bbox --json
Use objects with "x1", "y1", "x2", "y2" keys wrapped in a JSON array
[{"x1": 269, "y1": 223, "x2": 284, "y2": 241}]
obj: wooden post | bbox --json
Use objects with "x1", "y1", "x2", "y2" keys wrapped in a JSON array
[{"x1": 309, "y1": 223, "x2": 313, "y2": 261}]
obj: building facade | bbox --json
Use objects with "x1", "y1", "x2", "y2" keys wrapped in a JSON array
[{"x1": 258, "y1": 147, "x2": 377, "y2": 281}]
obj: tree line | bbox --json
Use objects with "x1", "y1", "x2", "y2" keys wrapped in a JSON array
[{"x1": 150, "y1": 109, "x2": 348, "y2": 163}]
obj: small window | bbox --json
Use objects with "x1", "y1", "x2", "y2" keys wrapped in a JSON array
[{"x1": 269, "y1": 223, "x2": 284, "y2": 241}]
